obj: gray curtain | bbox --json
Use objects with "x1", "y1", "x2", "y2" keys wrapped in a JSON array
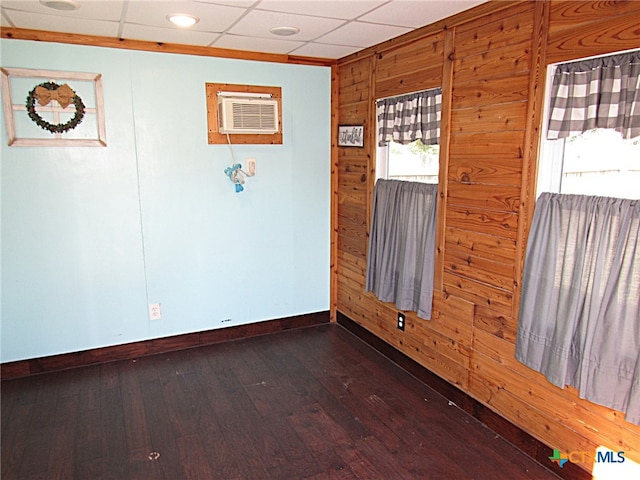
[
  {"x1": 377, "y1": 88, "x2": 442, "y2": 147},
  {"x1": 547, "y1": 49, "x2": 640, "y2": 140},
  {"x1": 516, "y1": 192, "x2": 640, "y2": 424},
  {"x1": 365, "y1": 179, "x2": 438, "y2": 320}
]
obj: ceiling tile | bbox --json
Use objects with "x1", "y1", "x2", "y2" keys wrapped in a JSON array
[
  {"x1": 213, "y1": 34, "x2": 305, "y2": 55},
  {"x1": 121, "y1": 23, "x2": 219, "y2": 46},
  {"x1": 1, "y1": 0, "x2": 123, "y2": 22},
  {"x1": 359, "y1": 0, "x2": 486, "y2": 28},
  {"x1": 317, "y1": 21, "x2": 411, "y2": 48},
  {"x1": 3, "y1": 10, "x2": 120, "y2": 37},
  {"x1": 196, "y1": 0, "x2": 256, "y2": 7},
  {"x1": 291, "y1": 42, "x2": 361, "y2": 59},
  {"x1": 228, "y1": 9, "x2": 345, "y2": 42},
  {"x1": 256, "y1": 0, "x2": 387, "y2": 20},
  {"x1": 125, "y1": 0, "x2": 245, "y2": 32}
]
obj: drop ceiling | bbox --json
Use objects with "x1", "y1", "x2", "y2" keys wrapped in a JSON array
[{"x1": 1, "y1": 0, "x2": 488, "y2": 60}]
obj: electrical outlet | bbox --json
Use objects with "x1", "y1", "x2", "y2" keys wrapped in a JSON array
[
  {"x1": 397, "y1": 312, "x2": 405, "y2": 331},
  {"x1": 149, "y1": 303, "x2": 162, "y2": 320}
]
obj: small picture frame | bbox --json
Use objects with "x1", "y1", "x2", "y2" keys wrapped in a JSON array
[{"x1": 338, "y1": 125, "x2": 364, "y2": 147}]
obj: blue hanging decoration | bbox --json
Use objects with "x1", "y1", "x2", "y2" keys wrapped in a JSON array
[
  {"x1": 224, "y1": 163, "x2": 245, "y2": 193},
  {"x1": 222, "y1": 134, "x2": 255, "y2": 192},
  {"x1": 223, "y1": 162, "x2": 255, "y2": 193}
]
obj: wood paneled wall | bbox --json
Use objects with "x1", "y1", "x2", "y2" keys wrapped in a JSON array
[{"x1": 333, "y1": 0, "x2": 640, "y2": 474}]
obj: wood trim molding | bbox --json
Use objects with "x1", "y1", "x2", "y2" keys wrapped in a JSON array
[
  {"x1": 366, "y1": 55, "x2": 376, "y2": 248},
  {"x1": 434, "y1": 27, "x2": 455, "y2": 292},
  {"x1": 330, "y1": 64, "x2": 339, "y2": 322},
  {"x1": 1, "y1": 28, "x2": 335, "y2": 67},
  {"x1": 336, "y1": 311, "x2": 590, "y2": 480},
  {"x1": 512, "y1": 0, "x2": 549, "y2": 319},
  {"x1": 1, "y1": 311, "x2": 330, "y2": 380}
]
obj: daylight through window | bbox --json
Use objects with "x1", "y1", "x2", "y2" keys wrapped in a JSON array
[{"x1": 379, "y1": 140, "x2": 440, "y2": 183}]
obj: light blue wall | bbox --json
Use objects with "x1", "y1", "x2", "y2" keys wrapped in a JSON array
[{"x1": 0, "y1": 40, "x2": 331, "y2": 362}]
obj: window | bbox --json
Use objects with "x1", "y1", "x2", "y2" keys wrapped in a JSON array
[
  {"x1": 366, "y1": 87, "x2": 442, "y2": 320},
  {"x1": 375, "y1": 87, "x2": 442, "y2": 183},
  {"x1": 378, "y1": 140, "x2": 440, "y2": 183},
  {"x1": 538, "y1": 127, "x2": 640, "y2": 199},
  {"x1": 537, "y1": 50, "x2": 640, "y2": 199}
]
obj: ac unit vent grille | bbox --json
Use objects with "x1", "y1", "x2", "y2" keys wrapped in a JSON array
[
  {"x1": 218, "y1": 97, "x2": 279, "y2": 134},
  {"x1": 232, "y1": 103, "x2": 276, "y2": 130}
]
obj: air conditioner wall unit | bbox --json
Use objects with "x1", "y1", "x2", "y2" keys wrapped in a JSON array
[{"x1": 218, "y1": 96, "x2": 279, "y2": 134}]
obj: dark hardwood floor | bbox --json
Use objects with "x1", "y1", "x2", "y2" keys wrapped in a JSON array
[{"x1": 1, "y1": 323, "x2": 560, "y2": 479}]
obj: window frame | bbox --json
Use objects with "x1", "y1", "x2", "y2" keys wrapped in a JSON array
[
  {"x1": 1, "y1": 67, "x2": 107, "y2": 147},
  {"x1": 366, "y1": 28, "x2": 455, "y2": 295},
  {"x1": 536, "y1": 63, "x2": 566, "y2": 198}
]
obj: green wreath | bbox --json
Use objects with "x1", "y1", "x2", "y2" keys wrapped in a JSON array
[{"x1": 26, "y1": 82, "x2": 86, "y2": 134}]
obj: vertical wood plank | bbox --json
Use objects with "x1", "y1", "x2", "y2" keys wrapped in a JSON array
[
  {"x1": 330, "y1": 64, "x2": 340, "y2": 322},
  {"x1": 512, "y1": 0, "x2": 549, "y2": 319},
  {"x1": 435, "y1": 27, "x2": 456, "y2": 291}
]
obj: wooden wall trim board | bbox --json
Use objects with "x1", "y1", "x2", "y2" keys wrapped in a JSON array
[
  {"x1": 337, "y1": 311, "x2": 589, "y2": 480},
  {"x1": 0, "y1": 28, "x2": 334, "y2": 67},
  {"x1": 330, "y1": 64, "x2": 340, "y2": 322},
  {"x1": 512, "y1": 0, "x2": 549, "y2": 319},
  {"x1": 366, "y1": 55, "x2": 376, "y2": 252},
  {"x1": 434, "y1": 28, "x2": 455, "y2": 291},
  {"x1": 0, "y1": 311, "x2": 329, "y2": 380}
]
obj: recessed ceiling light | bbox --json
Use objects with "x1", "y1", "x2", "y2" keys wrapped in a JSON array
[
  {"x1": 270, "y1": 26, "x2": 300, "y2": 37},
  {"x1": 40, "y1": 0, "x2": 79, "y2": 10},
  {"x1": 167, "y1": 14, "x2": 199, "y2": 28}
]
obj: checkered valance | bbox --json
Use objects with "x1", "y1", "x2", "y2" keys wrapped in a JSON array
[
  {"x1": 547, "y1": 50, "x2": 640, "y2": 140},
  {"x1": 377, "y1": 88, "x2": 442, "y2": 147}
]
